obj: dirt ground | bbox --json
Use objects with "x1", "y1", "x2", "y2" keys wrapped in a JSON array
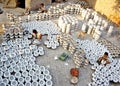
[{"x1": 0, "y1": 2, "x2": 120, "y2": 86}]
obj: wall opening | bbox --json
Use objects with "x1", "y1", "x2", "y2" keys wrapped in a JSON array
[
  {"x1": 52, "y1": 0, "x2": 56, "y2": 3},
  {"x1": 17, "y1": 0, "x2": 25, "y2": 8}
]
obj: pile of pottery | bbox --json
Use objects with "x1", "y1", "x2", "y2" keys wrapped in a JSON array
[
  {"x1": 0, "y1": 38, "x2": 44, "y2": 61},
  {"x1": 76, "y1": 39, "x2": 120, "y2": 85},
  {"x1": 81, "y1": 8, "x2": 114, "y2": 40},
  {"x1": 0, "y1": 36, "x2": 52, "y2": 86},
  {"x1": 75, "y1": 0, "x2": 89, "y2": 8},
  {"x1": 35, "y1": 13, "x2": 53, "y2": 21},
  {"x1": 58, "y1": 14, "x2": 80, "y2": 34},
  {"x1": 48, "y1": 3, "x2": 81, "y2": 15},
  {"x1": 89, "y1": 59, "x2": 120, "y2": 86},
  {"x1": 22, "y1": 20, "x2": 59, "y2": 35},
  {"x1": 64, "y1": 4, "x2": 81, "y2": 14},
  {"x1": 48, "y1": 3, "x2": 86, "y2": 16},
  {"x1": 44, "y1": 34, "x2": 60, "y2": 49},
  {"x1": 6, "y1": 13, "x2": 15, "y2": 22},
  {"x1": 57, "y1": 33, "x2": 88, "y2": 68},
  {"x1": 98, "y1": 38, "x2": 120, "y2": 58},
  {"x1": 81, "y1": 23, "x2": 114, "y2": 40},
  {"x1": 18, "y1": 15, "x2": 31, "y2": 22},
  {"x1": 7, "y1": 3, "x2": 89, "y2": 23},
  {"x1": 57, "y1": 33, "x2": 77, "y2": 54},
  {"x1": 76, "y1": 39, "x2": 113, "y2": 64},
  {"x1": 73, "y1": 50, "x2": 88, "y2": 68},
  {"x1": 2, "y1": 24, "x2": 24, "y2": 41},
  {"x1": 48, "y1": 4, "x2": 65, "y2": 16}
]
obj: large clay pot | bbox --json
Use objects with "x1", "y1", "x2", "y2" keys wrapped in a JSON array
[{"x1": 70, "y1": 68, "x2": 79, "y2": 77}]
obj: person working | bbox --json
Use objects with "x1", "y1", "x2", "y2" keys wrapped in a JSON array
[
  {"x1": 39, "y1": 3, "x2": 46, "y2": 13},
  {"x1": 32, "y1": 29, "x2": 42, "y2": 45},
  {"x1": 97, "y1": 52, "x2": 111, "y2": 66},
  {"x1": 32, "y1": 29, "x2": 42, "y2": 39}
]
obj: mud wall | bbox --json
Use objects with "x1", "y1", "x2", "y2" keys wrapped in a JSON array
[
  {"x1": 87, "y1": 0, "x2": 120, "y2": 27},
  {"x1": 29, "y1": 0, "x2": 51, "y2": 10}
]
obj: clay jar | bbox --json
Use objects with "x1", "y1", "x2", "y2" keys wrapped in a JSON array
[{"x1": 70, "y1": 68, "x2": 79, "y2": 77}]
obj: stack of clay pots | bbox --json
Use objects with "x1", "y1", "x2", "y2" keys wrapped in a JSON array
[
  {"x1": 80, "y1": 8, "x2": 114, "y2": 40},
  {"x1": 98, "y1": 38, "x2": 120, "y2": 58},
  {"x1": 6, "y1": 13, "x2": 15, "y2": 22},
  {"x1": 72, "y1": 50, "x2": 87, "y2": 68},
  {"x1": 58, "y1": 15, "x2": 80, "y2": 34},
  {"x1": 35, "y1": 13, "x2": 53, "y2": 21},
  {"x1": 75, "y1": 39, "x2": 120, "y2": 85},
  {"x1": 57, "y1": 33, "x2": 88, "y2": 68},
  {"x1": 44, "y1": 35, "x2": 59, "y2": 49},
  {"x1": 89, "y1": 59, "x2": 120, "y2": 86},
  {"x1": 22, "y1": 21, "x2": 59, "y2": 35},
  {"x1": 2, "y1": 24, "x2": 24, "y2": 41},
  {"x1": 0, "y1": 36, "x2": 53, "y2": 86},
  {"x1": 76, "y1": 0, "x2": 89, "y2": 8},
  {"x1": 64, "y1": 4, "x2": 81, "y2": 14}
]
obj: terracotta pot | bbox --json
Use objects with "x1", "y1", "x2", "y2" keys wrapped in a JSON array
[{"x1": 70, "y1": 68, "x2": 79, "y2": 77}]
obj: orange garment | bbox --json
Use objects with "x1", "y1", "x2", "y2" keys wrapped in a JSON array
[
  {"x1": 97, "y1": 56, "x2": 110, "y2": 65},
  {"x1": 32, "y1": 33, "x2": 42, "y2": 39}
]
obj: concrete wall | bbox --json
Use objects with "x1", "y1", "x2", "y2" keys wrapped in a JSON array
[{"x1": 87, "y1": 0, "x2": 120, "y2": 27}]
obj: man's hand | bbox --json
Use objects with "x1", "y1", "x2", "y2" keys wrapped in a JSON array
[{"x1": 105, "y1": 61, "x2": 110, "y2": 66}]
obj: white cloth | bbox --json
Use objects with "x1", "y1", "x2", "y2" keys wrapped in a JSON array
[{"x1": 33, "y1": 39, "x2": 41, "y2": 45}]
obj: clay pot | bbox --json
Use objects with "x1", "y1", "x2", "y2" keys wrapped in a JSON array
[
  {"x1": 70, "y1": 68, "x2": 79, "y2": 77},
  {"x1": 70, "y1": 76, "x2": 78, "y2": 84}
]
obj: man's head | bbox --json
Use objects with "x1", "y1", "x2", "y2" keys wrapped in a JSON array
[
  {"x1": 40, "y1": 3, "x2": 44, "y2": 7},
  {"x1": 33, "y1": 29, "x2": 38, "y2": 34},
  {"x1": 103, "y1": 52, "x2": 108, "y2": 59}
]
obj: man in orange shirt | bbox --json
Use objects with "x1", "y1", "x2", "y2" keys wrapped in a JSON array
[
  {"x1": 97, "y1": 52, "x2": 111, "y2": 66},
  {"x1": 39, "y1": 3, "x2": 47, "y2": 13},
  {"x1": 32, "y1": 29, "x2": 42, "y2": 45}
]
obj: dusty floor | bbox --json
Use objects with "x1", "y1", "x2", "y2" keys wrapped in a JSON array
[{"x1": 0, "y1": 2, "x2": 120, "y2": 86}]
